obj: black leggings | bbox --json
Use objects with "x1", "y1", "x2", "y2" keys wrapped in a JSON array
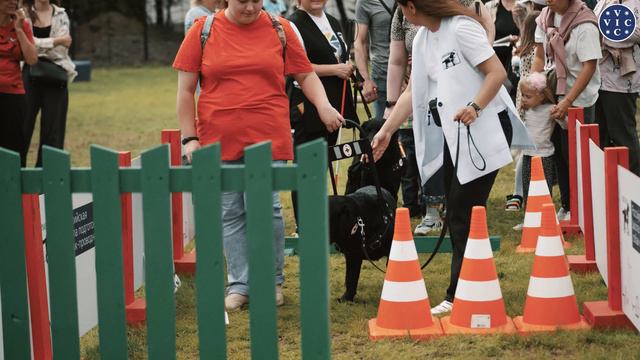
[
  {"x1": 0, "y1": 93, "x2": 27, "y2": 167},
  {"x1": 444, "y1": 111, "x2": 513, "y2": 301}
]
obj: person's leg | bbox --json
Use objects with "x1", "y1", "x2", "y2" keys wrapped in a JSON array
[
  {"x1": 372, "y1": 75, "x2": 387, "y2": 120},
  {"x1": 444, "y1": 112, "x2": 512, "y2": 302},
  {"x1": 552, "y1": 124, "x2": 570, "y2": 212},
  {"x1": 597, "y1": 91, "x2": 640, "y2": 176},
  {"x1": 541, "y1": 155, "x2": 556, "y2": 196},
  {"x1": 222, "y1": 191, "x2": 249, "y2": 296},
  {"x1": 36, "y1": 85, "x2": 68, "y2": 167},
  {"x1": 399, "y1": 129, "x2": 421, "y2": 217},
  {"x1": 21, "y1": 68, "x2": 40, "y2": 166},
  {"x1": 514, "y1": 153, "x2": 524, "y2": 197},
  {"x1": 272, "y1": 191, "x2": 285, "y2": 287},
  {"x1": 521, "y1": 155, "x2": 532, "y2": 207},
  {"x1": 0, "y1": 93, "x2": 27, "y2": 166}
]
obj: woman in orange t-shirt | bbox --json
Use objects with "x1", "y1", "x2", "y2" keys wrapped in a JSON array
[
  {"x1": 173, "y1": 0, "x2": 343, "y2": 312},
  {"x1": 0, "y1": 1, "x2": 36, "y2": 166}
]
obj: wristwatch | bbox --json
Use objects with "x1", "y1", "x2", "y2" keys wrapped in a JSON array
[
  {"x1": 466, "y1": 101, "x2": 482, "y2": 117},
  {"x1": 385, "y1": 100, "x2": 397, "y2": 108},
  {"x1": 181, "y1": 136, "x2": 199, "y2": 146}
]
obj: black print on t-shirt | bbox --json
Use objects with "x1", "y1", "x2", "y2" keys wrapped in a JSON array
[{"x1": 441, "y1": 50, "x2": 460, "y2": 70}]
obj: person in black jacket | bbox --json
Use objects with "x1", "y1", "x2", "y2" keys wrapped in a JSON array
[{"x1": 289, "y1": 0, "x2": 358, "y2": 231}]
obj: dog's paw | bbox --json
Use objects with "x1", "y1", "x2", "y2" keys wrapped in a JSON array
[{"x1": 338, "y1": 294, "x2": 356, "y2": 303}]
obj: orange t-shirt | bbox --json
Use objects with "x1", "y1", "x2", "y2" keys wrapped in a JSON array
[{"x1": 173, "y1": 11, "x2": 312, "y2": 161}]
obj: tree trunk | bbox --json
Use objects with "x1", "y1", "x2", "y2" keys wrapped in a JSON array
[{"x1": 155, "y1": 0, "x2": 164, "y2": 26}]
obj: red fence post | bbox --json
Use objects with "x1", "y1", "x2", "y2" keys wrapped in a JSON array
[
  {"x1": 563, "y1": 107, "x2": 583, "y2": 235},
  {"x1": 583, "y1": 147, "x2": 634, "y2": 329},
  {"x1": 22, "y1": 194, "x2": 53, "y2": 360},
  {"x1": 567, "y1": 123, "x2": 600, "y2": 272},
  {"x1": 120, "y1": 152, "x2": 147, "y2": 325},
  {"x1": 161, "y1": 129, "x2": 196, "y2": 274}
]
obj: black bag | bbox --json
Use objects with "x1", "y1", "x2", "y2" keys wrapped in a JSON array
[{"x1": 29, "y1": 58, "x2": 68, "y2": 86}]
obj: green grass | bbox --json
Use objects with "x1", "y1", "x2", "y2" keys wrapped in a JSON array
[{"x1": 35, "y1": 66, "x2": 639, "y2": 359}]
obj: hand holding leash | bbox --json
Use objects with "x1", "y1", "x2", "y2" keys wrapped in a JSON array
[
  {"x1": 318, "y1": 103, "x2": 344, "y2": 132},
  {"x1": 454, "y1": 105, "x2": 478, "y2": 126}
]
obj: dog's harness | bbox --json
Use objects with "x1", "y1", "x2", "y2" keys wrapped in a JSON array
[{"x1": 330, "y1": 119, "x2": 394, "y2": 273}]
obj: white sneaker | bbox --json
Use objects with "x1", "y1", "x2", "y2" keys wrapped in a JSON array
[
  {"x1": 414, "y1": 208, "x2": 443, "y2": 235},
  {"x1": 173, "y1": 274, "x2": 181, "y2": 294},
  {"x1": 431, "y1": 300, "x2": 453, "y2": 315},
  {"x1": 512, "y1": 223, "x2": 523, "y2": 231},
  {"x1": 557, "y1": 208, "x2": 570, "y2": 222},
  {"x1": 276, "y1": 284, "x2": 284, "y2": 306}
]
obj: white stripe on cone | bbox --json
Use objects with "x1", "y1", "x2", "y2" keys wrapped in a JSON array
[
  {"x1": 388, "y1": 241, "x2": 419, "y2": 262},
  {"x1": 380, "y1": 280, "x2": 428, "y2": 302},
  {"x1": 535, "y1": 236, "x2": 565, "y2": 257},
  {"x1": 463, "y1": 239, "x2": 493, "y2": 260},
  {"x1": 455, "y1": 279, "x2": 503, "y2": 302},
  {"x1": 523, "y1": 211, "x2": 542, "y2": 228},
  {"x1": 528, "y1": 180, "x2": 550, "y2": 197},
  {"x1": 527, "y1": 276, "x2": 575, "y2": 298}
]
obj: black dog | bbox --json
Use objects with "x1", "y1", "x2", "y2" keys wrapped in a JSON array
[
  {"x1": 328, "y1": 119, "x2": 404, "y2": 302},
  {"x1": 329, "y1": 185, "x2": 396, "y2": 302},
  {"x1": 344, "y1": 119, "x2": 404, "y2": 199}
]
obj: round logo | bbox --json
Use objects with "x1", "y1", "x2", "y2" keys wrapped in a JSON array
[
  {"x1": 342, "y1": 144, "x2": 352, "y2": 157},
  {"x1": 599, "y1": 4, "x2": 636, "y2": 42}
]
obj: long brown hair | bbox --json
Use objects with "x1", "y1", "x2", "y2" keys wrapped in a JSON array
[
  {"x1": 516, "y1": 11, "x2": 539, "y2": 57},
  {"x1": 396, "y1": 0, "x2": 482, "y2": 24},
  {"x1": 21, "y1": 0, "x2": 60, "y2": 23}
]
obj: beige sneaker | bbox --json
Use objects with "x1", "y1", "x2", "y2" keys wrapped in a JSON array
[
  {"x1": 225, "y1": 293, "x2": 248, "y2": 312},
  {"x1": 276, "y1": 285, "x2": 284, "y2": 306}
]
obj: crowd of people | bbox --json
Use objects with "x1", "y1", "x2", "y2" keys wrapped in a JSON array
[
  {"x1": 2, "y1": 0, "x2": 638, "y2": 316},
  {"x1": 173, "y1": 0, "x2": 640, "y2": 315},
  {"x1": 0, "y1": 0, "x2": 75, "y2": 167}
]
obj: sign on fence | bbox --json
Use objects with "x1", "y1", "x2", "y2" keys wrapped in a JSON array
[
  {"x1": 618, "y1": 166, "x2": 640, "y2": 331},
  {"x1": 590, "y1": 141, "x2": 608, "y2": 284},
  {"x1": 40, "y1": 193, "x2": 99, "y2": 337}
]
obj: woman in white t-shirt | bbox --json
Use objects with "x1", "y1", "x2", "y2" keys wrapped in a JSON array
[{"x1": 371, "y1": 0, "x2": 532, "y2": 315}]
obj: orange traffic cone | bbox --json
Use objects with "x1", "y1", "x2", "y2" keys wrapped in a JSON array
[
  {"x1": 441, "y1": 206, "x2": 516, "y2": 334},
  {"x1": 368, "y1": 208, "x2": 443, "y2": 340},
  {"x1": 513, "y1": 204, "x2": 590, "y2": 333},
  {"x1": 517, "y1": 157, "x2": 569, "y2": 253}
]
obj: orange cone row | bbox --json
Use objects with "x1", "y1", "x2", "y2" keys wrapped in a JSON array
[{"x1": 369, "y1": 204, "x2": 590, "y2": 341}]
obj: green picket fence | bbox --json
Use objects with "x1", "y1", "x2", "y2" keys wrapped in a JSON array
[{"x1": 0, "y1": 140, "x2": 330, "y2": 360}]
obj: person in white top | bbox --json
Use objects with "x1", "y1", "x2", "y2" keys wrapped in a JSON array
[
  {"x1": 371, "y1": 0, "x2": 532, "y2": 315},
  {"x1": 519, "y1": 72, "x2": 557, "y2": 206}
]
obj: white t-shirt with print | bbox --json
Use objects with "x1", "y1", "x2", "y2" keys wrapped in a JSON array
[
  {"x1": 535, "y1": 14, "x2": 602, "y2": 107},
  {"x1": 292, "y1": 11, "x2": 343, "y2": 60}
]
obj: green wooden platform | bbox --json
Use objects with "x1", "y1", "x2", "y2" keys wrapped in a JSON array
[{"x1": 284, "y1": 236, "x2": 501, "y2": 256}]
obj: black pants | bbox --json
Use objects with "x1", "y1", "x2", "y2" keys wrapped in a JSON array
[
  {"x1": 595, "y1": 91, "x2": 640, "y2": 176},
  {"x1": 0, "y1": 93, "x2": 27, "y2": 167},
  {"x1": 551, "y1": 104, "x2": 595, "y2": 211},
  {"x1": 291, "y1": 129, "x2": 339, "y2": 229},
  {"x1": 398, "y1": 129, "x2": 422, "y2": 216},
  {"x1": 444, "y1": 111, "x2": 512, "y2": 302},
  {"x1": 22, "y1": 68, "x2": 69, "y2": 167}
]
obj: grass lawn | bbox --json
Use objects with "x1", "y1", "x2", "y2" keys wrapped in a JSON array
[{"x1": 34, "y1": 66, "x2": 639, "y2": 359}]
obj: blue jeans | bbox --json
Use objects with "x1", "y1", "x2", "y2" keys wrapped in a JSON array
[
  {"x1": 222, "y1": 162, "x2": 285, "y2": 296},
  {"x1": 372, "y1": 75, "x2": 387, "y2": 120}
]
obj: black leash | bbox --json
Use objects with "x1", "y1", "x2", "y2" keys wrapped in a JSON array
[{"x1": 420, "y1": 119, "x2": 487, "y2": 269}]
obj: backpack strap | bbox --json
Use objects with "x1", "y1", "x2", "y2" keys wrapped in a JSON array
[
  {"x1": 200, "y1": 14, "x2": 215, "y2": 49},
  {"x1": 268, "y1": 12, "x2": 287, "y2": 60},
  {"x1": 201, "y1": 12, "x2": 286, "y2": 58}
]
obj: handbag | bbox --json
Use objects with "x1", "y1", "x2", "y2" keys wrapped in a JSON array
[{"x1": 29, "y1": 58, "x2": 68, "y2": 86}]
